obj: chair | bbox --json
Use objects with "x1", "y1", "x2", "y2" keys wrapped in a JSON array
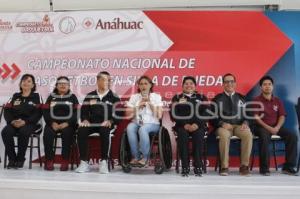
[
  {"x1": 53, "y1": 131, "x2": 79, "y2": 170},
  {"x1": 250, "y1": 135, "x2": 283, "y2": 171},
  {"x1": 87, "y1": 126, "x2": 117, "y2": 171},
  {"x1": 174, "y1": 130, "x2": 208, "y2": 174},
  {"x1": 3, "y1": 124, "x2": 43, "y2": 169}
]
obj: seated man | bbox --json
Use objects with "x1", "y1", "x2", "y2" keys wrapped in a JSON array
[
  {"x1": 253, "y1": 75, "x2": 298, "y2": 176},
  {"x1": 75, "y1": 71, "x2": 121, "y2": 174},
  {"x1": 212, "y1": 73, "x2": 253, "y2": 176}
]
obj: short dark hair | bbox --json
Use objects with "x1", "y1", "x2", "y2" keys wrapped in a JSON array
[
  {"x1": 97, "y1": 71, "x2": 110, "y2": 79},
  {"x1": 53, "y1": 76, "x2": 71, "y2": 94},
  {"x1": 19, "y1": 74, "x2": 36, "y2": 93},
  {"x1": 259, "y1": 75, "x2": 274, "y2": 86},
  {"x1": 137, "y1": 75, "x2": 154, "y2": 93},
  {"x1": 222, "y1": 73, "x2": 236, "y2": 83},
  {"x1": 182, "y1": 76, "x2": 196, "y2": 86}
]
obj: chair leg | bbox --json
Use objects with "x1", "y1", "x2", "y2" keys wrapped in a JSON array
[
  {"x1": 250, "y1": 140, "x2": 255, "y2": 171},
  {"x1": 53, "y1": 136, "x2": 58, "y2": 155},
  {"x1": 70, "y1": 144, "x2": 74, "y2": 170},
  {"x1": 175, "y1": 138, "x2": 180, "y2": 173},
  {"x1": 110, "y1": 149, "x2": 114, "y2": 170},
  {"x1": 215, "y1": 141, "x2": 220, "y2": 172},
  {"x1": 203, "y1": 139, "x2": 207, "y2": 173},
  {"x1": 4, "y1": 150, "x2": 7, "y2": 168},
  {"x1": 29, "y1": 136, "x2": 34, "y2": 169},
  {"x1": 37, "y1": 136, "x2": 42, "y2": 167},
  {"x1": 272, "y1": 140, "x2": 278, "y2": 171},
  {"x1": 297, "y1": 156, "x2": 300, "y2": 173}
]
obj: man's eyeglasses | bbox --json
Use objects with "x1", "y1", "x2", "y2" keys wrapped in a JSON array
[{"x1": 223, "y1": 80, "x2": 235, "y2": 84}]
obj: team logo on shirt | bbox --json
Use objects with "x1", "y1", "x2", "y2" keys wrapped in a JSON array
[
  {"x1": 90, "y1": 99, "x2": 97, "y2": 105},
  {"x1": 105, "y1": 101, "x2": 112, "y2": 105},
  {"x1": 179, "y1": 97, "x2": 187, "y2": 103},
  {"x1": 238, "y1": 100, "x2": 245, "y2": 107},
  {"x1": 28, "y1": 101, "x2": 36, "y2": 106},
  {"x1": 273, "y1": 105, "x2": 278, "y2": 112},
  {"x1": 13, "y1": 99, "x2": 21, "y2": 106}
]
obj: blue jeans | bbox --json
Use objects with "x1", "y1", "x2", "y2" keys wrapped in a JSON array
[{"x1": 126, "y1": 122, "x2": 160, "y2": 160}]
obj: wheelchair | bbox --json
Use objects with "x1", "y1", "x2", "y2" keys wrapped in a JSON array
[{"x1": 119, "y1": 125, "x2": 172, "y2": 174}]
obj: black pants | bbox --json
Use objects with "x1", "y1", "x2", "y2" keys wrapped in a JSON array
[
  {"x1": 77, "y1": 126, "x2": 111, "y2": 161},
  {"x1": 43, "y1": 125, "x2": 75, "y2": 160},
  {"x1": 175, "y1": 127, "x2": 206, "y2": 169},
  {"x1": 255, "y1": 126, "x2": 298, "y2": 171},
  {"x1": 1, "y1": 124, "x2": 38, "y2": 162}
]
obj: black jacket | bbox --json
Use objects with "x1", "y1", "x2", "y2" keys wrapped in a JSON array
[
  {"x1": 212, "y1": 92, "x2": 248, "y2": 127},
  {"x1": 170, "y1": 92, "x2": 209, "y2": 130},
  {"x1": 81, "y1": 90, "x2": 121, "y2": 125},
  {"x1": 43, "y1": 92, "x2": 79, "y2": 127},
  {"x1": 4, "y1": 92, "x2": 42, "y2": 125}
]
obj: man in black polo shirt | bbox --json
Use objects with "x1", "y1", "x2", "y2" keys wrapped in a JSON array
[
  {"x1": 253, "y1": 75, "x2": 298, "y2": 176},
  {"x1": 212, "y1": 73, "x2": 253, "y2": 176}
]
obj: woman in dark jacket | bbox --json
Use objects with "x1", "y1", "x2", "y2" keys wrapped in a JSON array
[
  {"x1": 170, "y1": 76, "x2": 210, "y2": 177},
  {"x1": 2, "y1": 74, "x2": 42, "y2": 169},
  {"x1": 43, "y1": 76, "x2": 79, "y2": 171}
]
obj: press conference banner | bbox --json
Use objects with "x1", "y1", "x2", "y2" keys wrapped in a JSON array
[
  {"x1": 1, "y1": 11, "x2": 299, "y2": 166},
  {"x1": 0, "y1": 11, "x2": 292, "y2": 103}
]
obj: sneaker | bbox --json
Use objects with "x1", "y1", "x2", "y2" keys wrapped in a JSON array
[
  {"x1": 239, "y1": 165, "x2": 250, "y2": 176},
  {"x1": 282, "y1": 167, "x2": 298, "y2": 176},
  {"x1": 60, "y1": 159, "x2": 69, "y2": 171},
  {"x1": 181, "y1": 167, "x2": 190, "y2": 177},
  {"x1": 99, "y1": 160, "x2": 109, "y2": 174},
  {"x1": 44, "y1": 160, "x2": 54, "y2": 171},
  {"x1": 75, "y1": 160, "x2": 90, "y2": 173},
  {"x1": 194, "y1": 167, "x2": 203, "y2": 177},
  {"x1": 219, "y1": 168, "x2": 229, "y2": 176},
  {"x1": 7, "y1": 161, "x2": 17, "y2": 169}
]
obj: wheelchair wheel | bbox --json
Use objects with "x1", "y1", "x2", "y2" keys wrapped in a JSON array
[
  {"x1": 120, "y1": 132, "x2": 132, "y2": 173},
  {"x1": 158, "y1": 126, "x2": 173, "y2": 171}
]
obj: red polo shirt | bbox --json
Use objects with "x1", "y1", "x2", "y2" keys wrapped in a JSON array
[{"x1": 253, "y1": 94, "x2": 286, "y2": 127}]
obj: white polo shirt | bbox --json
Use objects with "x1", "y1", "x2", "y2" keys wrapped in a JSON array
[{"x1": 127, "y1": 92, "x2": 163, "y2": 124}]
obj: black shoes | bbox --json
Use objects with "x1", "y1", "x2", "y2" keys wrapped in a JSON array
[
  {"x1": 282, "y1": 167, "x2": 298, "y2": 176},
  {"x1": 7, "y1": 161, "x2": 17, "y2": 169},
  {"x1": 6, "y1": 159, "x2": 25, "y2": 169},
  {"x1": 181, "y1": 167, "x2": 190, "y2": 177},
  {"x1": 16, "y1": 161, "x2": 25, "y2": 169},
  {"x1": 260, "y1": 170, "x2": 271, "y2": 176},
  {"x1": 194, "y1": 167, "x2": 203, "y2": 177}
]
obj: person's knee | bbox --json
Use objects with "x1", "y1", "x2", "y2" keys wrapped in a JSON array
[
  {"x1": 1, "y1": 125, "x2": 15, "y2": 137},
  {"x1": 217, "y1": 128, "x2": 231, "y2": 140},
  {"x1": 243, "y1": 131, "x2": 253, "y2": 140},
  {"x1": 77, "y1": 127, "x2": 89, "y2": 139},
  {"x1": 138, "y1": 126, "x2": 150, "y2": 137},
  {"x1": 44, "y1": 126, "x2": 56, "y2": 137},
  {"x1": 286, "y1": 132, "x2": 298, "y2": 144},
  {"x1": 18, "y1": 125, "x2": 34, "y2": 137}
]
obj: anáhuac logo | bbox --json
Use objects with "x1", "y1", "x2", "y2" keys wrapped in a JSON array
[
  {"x1": 0, "y1": 19, "x2": 13, "y2": 32},
  {"x1": 82, "y1": 17, "x2": 94, "y2": 30},
  {"x1": 15, "y1": 15, "x2": 54, "y2": 33},
  {"x1": 95, "y1": 18, "x2": 143, "y2": 30}
]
